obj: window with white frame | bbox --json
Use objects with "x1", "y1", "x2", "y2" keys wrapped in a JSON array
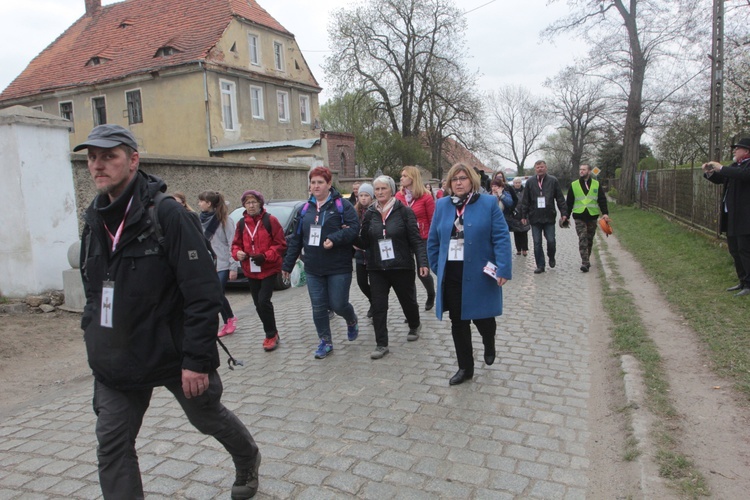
[
  {"x1": 220, "y1": 80, "x2": 238, "y2": 130},
  {"x1": 250, "y1": 85, "x2": 264, "y2": 119},
  {"x1": 92, "y1": 96, "x2": 107, "y2": 125},
  {"x1": 299, "y1": 95, "x2": 310, "y2": 124},
  {"x1": 277, "y1": 91, "x2": 289, "y2": 122},
  {"x1": 273, "y1": 41, "x2": 284, "y2": 71},
  {"x1": 59, "y1": 101, "x2": 74, "y2": 123},
  {"x1": 248, "y1": 34, "x2": 260, "y2": 66},
  {"x1": 125, "y1": 89, "x2": 143, "y2": 124}
]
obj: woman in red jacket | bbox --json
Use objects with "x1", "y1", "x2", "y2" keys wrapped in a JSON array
[
  {"x1": 396, "y1": 166, "x2": 436, "y2": 310},
  {"x1": 231, "y1": 190, "x2": 287, "y2": 351}
]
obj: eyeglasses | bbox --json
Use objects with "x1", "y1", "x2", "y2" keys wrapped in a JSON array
[
  {"x1": 451, "y1": 176, "x2": 470, "y2": 183},
  {"x1": 244, "y1": 201, "x2": 260, "y2": 205}
]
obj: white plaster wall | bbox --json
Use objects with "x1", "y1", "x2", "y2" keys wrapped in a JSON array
[{"x1": 0, "y1": 113, "x2": 79, "y2": 297}]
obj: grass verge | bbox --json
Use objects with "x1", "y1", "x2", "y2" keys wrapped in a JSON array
[
  {"x1": 596, "y1": 233, "x2": 709, "y2": 497},
  {"x1": 609, "y1": 205, "x2": 750, "y2": 398}
]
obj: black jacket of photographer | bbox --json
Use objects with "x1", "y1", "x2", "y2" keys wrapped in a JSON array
[
  {"x1": 704, "y1": 157, "x2": 750, "y2": 236},
  {"x1": 80, "y1": 170, "x2": 222, "y2": 391},
  {"x1": 356, "y1": 200, "x2": 428, "y2": 271},
  {"x1": 519, "y1": 174, "x2": 568, "y2": 225}
]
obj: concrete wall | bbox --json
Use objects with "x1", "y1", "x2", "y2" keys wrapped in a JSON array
[
  {"x1": 0, "y1": 107, "x2": 80, "y2": 297},
  {"x1": 72, "y1": 154, "x2": 311, "y2": 234}
]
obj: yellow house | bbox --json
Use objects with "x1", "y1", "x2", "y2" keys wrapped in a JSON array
[{"x1": 0, "y1": 0, "x2": 323, "y2": 161}]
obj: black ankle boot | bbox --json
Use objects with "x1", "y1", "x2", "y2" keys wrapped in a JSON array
[
  {"x1": 425, "y1": 294, "x2": 435, "y2": 311},
  {"x1": 449, "y1": 368, "x2": 474, "y2": 385}
]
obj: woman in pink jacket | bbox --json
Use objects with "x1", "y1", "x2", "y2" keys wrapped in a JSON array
[
  {"x1": 231, "y1": 190, "x2": 287, "y2": 351},
  {"x1": 396, "y1": 166, "x2": 436, "y2": 310}
]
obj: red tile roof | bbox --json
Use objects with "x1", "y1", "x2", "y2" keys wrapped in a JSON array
[{"x1": 0, "y1": 0, "x2": 291, "y2": 101}]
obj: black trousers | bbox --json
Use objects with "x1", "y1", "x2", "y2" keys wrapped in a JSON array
[
  {"x1": 247, "y1": 274, "x2": 277, "y2": 337},
  {"x1": 368, "y1": 269, "x2": 420, "y2": 347},
  {"x1": 355, "y1": 262, "x2": 372, "y2": 302},
  {"x1": 513, "y1": 231, "x2": 529, "y2": 252},
  {"x1": 93, "y1": 373, "x2": 258, "y2": 499},
  {"x1": 443, "y1": 276, "x2": 496, "y2": 371},
  {"x1": 728, "y1": 234, "x2": 750, "y2": 288}
]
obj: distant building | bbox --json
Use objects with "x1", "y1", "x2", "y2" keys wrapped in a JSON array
[{"x1": 0, "y1": 0, "x2": 333, "y2": 165}]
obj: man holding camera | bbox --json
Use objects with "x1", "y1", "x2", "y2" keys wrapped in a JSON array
[{"x1": 703, "y1": 138, "x2": 750, "y2": 297}]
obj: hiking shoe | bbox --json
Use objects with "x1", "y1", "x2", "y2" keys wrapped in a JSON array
[
  {"x1": 263, "y1": 333, "x2": 279, "y2": 352},
  {"x1": 407, "y1": 324, "x2": 421, "y2": 341},
  {"x1": 314, "y1": 339, "x2": 333, "y2": 359},
  {"x1": 231, "y1": 452, "x2": 261, "y2": 499},
  {"x1": 370, "y1": 346, "x2": 389, "y2": 359},
  {"x1": 347, "y1": 319, "x2": 359, "y2": 341}
]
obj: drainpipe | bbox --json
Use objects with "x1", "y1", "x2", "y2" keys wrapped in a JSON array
[{"x1": 200, "y1": 62, "x2": 212, "y2": 154}]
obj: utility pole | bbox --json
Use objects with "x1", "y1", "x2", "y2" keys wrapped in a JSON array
[{"x1": 708, "y1": 0, "x2": 724, "y2": 162}]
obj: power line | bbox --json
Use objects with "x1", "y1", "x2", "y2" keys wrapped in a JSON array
[{"x1": 464, "y1": 0, "x2": 499, "y2": 15}]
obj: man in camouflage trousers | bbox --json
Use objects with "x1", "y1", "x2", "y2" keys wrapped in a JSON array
[{"x1": 565, "y1": 164, "x2": 610, "y2": 272}]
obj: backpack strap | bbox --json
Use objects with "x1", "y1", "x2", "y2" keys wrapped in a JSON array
[
  {"x1": 294, "y1": 197, "x2": 345, "y2": 235},
  {"x1": 262, "y1": 212, "x2": 272, "y2": 235}
]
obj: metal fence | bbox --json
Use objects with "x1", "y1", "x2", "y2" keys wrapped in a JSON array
[{"x1": 622, "y1": 167, "x2": 724, "y2": 237}]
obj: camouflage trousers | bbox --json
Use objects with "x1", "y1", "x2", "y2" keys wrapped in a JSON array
[{"x1": 574, "y1": 219, "x2": 599, "y2": 265}]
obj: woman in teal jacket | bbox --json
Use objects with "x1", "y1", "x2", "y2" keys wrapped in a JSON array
[{"x1": 427, "y1": 163, "x2": 513, "y2": 385}]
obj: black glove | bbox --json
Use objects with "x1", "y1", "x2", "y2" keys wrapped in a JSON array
[{"x1": 250, "y1": 253, "x2": 266, "y2": 265}]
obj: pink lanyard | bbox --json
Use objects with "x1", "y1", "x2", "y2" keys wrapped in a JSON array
[
  {"x1": 537, "y1": 177, "x2": 544, "y2": 191},
  {"x1": 380, "y1": 206, "x2": 394, "y2": 238},
  {"x1": 105, "y1": 196, "x2": 134, "y2": 252},
  {"x1": 245, "y1": 218, "x2": 261, "y2": 252}
]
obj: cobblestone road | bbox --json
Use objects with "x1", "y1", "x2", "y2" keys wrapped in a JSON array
[{"x1": 0, "y1": 228, "x2": 595, "y2": 499}]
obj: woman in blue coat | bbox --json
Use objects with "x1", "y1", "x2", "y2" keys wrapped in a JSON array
[{"x1": 427, "y1": 163, "x2": 513, "y2": 385}]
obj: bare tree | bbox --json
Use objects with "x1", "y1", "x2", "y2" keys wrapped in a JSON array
[
  {"x1": 544, "y1": 67, "x2": 607, "y2": 178},
  {"x1": 544, "y1": 0, "x2": 706, "y2": 204},
  {"x1": 325, "y1": 0, "x2": 468, "y2": 139},
  {"x1": 485, "y1": 85, "x2": 549, "y2": 176}
]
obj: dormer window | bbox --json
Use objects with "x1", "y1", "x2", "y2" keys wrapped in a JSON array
[
  {"x1": 118, "y1": 20, "x2": 134, "y2": 28},
  {"x1": 86, "y1": 56, "x2": 107, "y2": 67},
  {"x1": 155, "y1": 46, "x2": 178, "y2": 57}
]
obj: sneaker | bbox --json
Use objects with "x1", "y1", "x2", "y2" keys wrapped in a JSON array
[
  {"x1": 347, "y1": 319, "x2": 359, "y2": 341},
  {"x1": 263, "y1": 333, "x2": 279, "y2": 352},
  {"x1": 226, "y1": 317, "x2": 238, "y2": 334},
  {"x1": 580, "y1": 265, "x2": 589, "y2": 273},
  {"x1": 370, "y1": 346, "x2": 389, "y2": 359},
  {"x1": 314, "y1": 339, "x2": 333, "y2": 359},
  {"x1": 218, "y1": 323, "x2": 233, "y2": 338},
  {"x1": 231, "y1": 452, "x2": 261, "y2": 500},
  {"x1": 407, "y1": 324, "x2": 421, "y2": 341}
]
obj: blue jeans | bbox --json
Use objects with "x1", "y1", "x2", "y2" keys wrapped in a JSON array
[
  {"x1": 305, "y1": 272, "x2": 357, "y2": 341},
  {"x1": 531, "y1": 223, "x2": 556, "y2": 269}
]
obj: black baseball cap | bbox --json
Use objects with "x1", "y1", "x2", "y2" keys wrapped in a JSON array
[{"x1": 73, "y1": 124, "x2": 138, "y2": 152}]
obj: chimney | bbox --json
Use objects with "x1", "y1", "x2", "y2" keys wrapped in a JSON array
[{"x1": 85, "y1": 0, "x2": 101, "y2": 16}]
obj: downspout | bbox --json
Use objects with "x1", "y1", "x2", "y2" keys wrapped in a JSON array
[{"x1": 200, "y1": 62, "x2": 212, "y2": 154}]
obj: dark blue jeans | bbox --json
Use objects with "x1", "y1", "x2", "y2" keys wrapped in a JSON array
[
  {"x1": 530, "y1": 223, "x2": 556, "y2": 270},
  {"x1": 305, "y1": 272, "x2": 357, "y2": 341},
  {"x1": 93, "y1": 373, "x2": 258, "y2": 499}
]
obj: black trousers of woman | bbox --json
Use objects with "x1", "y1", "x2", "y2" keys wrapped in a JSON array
[
  {"x1": 355, "y1": 262, "x2": 372, "y2": 302},
  {"x1": 247, "y1": 275, "x2": 277, "y2": 338},
  {"x1": 443, "y1": 275, "x2": 496, "y2": 371},
  {"x1": 368, "y1": 269, "x2": 420, "y2": 347},
  {"x1": 513, "y1": 231, "x2": 529, "y2": 253}
]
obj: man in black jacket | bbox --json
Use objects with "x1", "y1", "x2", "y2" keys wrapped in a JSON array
[
  {"x1": 77, "y1": 125, "x2": 260, "y2": 499},
  {"x1": 703, "y1": 138, "x2": 750, "y2": 297},
  {"x1": 520, "y1": 160, "x2": 568, "y2": 273}
]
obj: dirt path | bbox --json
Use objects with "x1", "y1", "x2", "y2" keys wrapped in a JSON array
[{"x1": 602, "y1": 234, "x2": 750, "y2": 497}]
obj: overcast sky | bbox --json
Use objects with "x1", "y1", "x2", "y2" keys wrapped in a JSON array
[{"x1": 0, "y1": 0, "x2": 587, "y2": 102}]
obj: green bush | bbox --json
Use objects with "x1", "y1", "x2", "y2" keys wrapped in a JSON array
[
  {"x1": 615, "y1": 167, "x2": 622, "y2": 179},
  {"x1": 638, "y1": 156, "x2": 659, "y2": 170}
]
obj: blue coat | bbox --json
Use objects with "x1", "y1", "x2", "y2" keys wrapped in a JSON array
[{"x1": 427, "y1": 194, "x2": 512, "y2": 320}]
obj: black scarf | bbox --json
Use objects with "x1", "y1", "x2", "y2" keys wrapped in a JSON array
[
  {"x1": 200, "y1": 211, "x2": 220, "y2": 241},
  {"x1": 449, "y1": 191, "x2": 479, "y2": 237}
]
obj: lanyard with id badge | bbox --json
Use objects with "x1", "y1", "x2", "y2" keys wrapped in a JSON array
[
  {"x1": 449, "y1": 205, "x2": 465, "y2": 261},
  {"x1": 537, "y1": 177, "x2": 546, "y2": 209},
  {"x1": 378, "y1": 206, "x2": 395, "y2": 261},
  {"x1": 100, "y1": 196, "x2": 134, "y2": 329},
  {"x1": 245, "y1": 220, "x2": 262, "y2": 272},
  {"x1": 308, "y1": 200, "x2": 327, "y2": 247}
]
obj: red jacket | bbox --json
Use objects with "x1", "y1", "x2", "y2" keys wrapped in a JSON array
[
  {"x1": 231, "y1": 209, "x2": 287, "y2": 280},
  {"x1": 395, "y1": 191, "x2": 435, "y2": 240}
]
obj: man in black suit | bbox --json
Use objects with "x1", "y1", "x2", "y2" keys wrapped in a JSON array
[{"x1": 703, "y1": 138, "x2": 750, "y2": 296}]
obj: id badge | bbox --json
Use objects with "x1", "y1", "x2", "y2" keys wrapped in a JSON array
[
  {"x1": 308, "y1": 225, "x2": 322, "y2": 246},
  {"x1": 250, "y1": 260, "x2": 261, "y2": 273},
  {"x1": 537, "y1": 197, "x2": 546, "y2": 209},
  {"x1": 378, "y1": 238, "x2": 395, "y2": 261},
  {"x1": 101, "y1": 281, "x2": 114, "y2": 328},
  {"x1": 448, "y1": 238, "x2": 464, "y2": 261}
]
